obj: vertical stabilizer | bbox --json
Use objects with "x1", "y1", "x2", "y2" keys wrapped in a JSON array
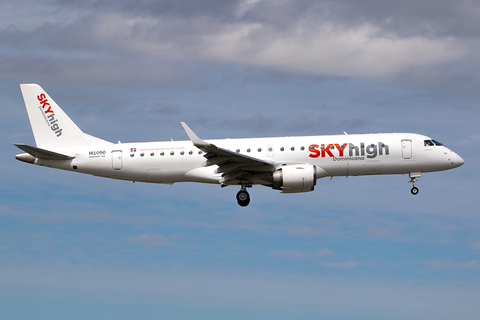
[{"x1": 20, "y1": 84, "x2": 98, "y2": 150}]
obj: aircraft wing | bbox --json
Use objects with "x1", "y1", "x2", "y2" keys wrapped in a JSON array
[{"x1": 181, "y1": 122, "x2": 277, "y2": 185}]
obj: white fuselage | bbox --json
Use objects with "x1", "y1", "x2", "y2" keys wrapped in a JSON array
[{"x1": 33, "y1": 132, "x2": 464, "y2": 184}]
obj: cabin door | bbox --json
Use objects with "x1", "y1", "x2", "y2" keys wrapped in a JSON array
[
  {"x1": 402, "y1": 140, "x2": 412, "y2": 159},
  {"x1": 112, "y1": 150, "x2": 123, "y2": 170}
]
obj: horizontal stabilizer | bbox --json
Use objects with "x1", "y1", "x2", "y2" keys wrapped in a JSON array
[{"x1": 14, "y1": 144, "x2": 75, "y2": 160}]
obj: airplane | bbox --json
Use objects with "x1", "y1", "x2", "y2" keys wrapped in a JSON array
[{"x1": 15, "y1": 84, "x2": 464, "y2": 206}]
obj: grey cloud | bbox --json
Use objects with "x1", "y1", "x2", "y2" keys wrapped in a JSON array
[
  {"x1": 266, "y1": 0, "x2": 480, "y2": 39},
  {"x1": 32, "y1": 0, "x2": 480, "y2": 43},
  {"x1": 55, "y1": 0, "x2": 241, "y2": 20},
  {"x1": 53, "y1": 0, "x2": 480, "y2": 39},
  {"x1": 2, "y1": 0, "x2": 480, "y2": 87},
  {"x1": 0, "y1": 21, "x2": 192, "y2": 85},
  {"x1": 330, "y1": 0, "x2": 480, "y2": 39},
  {"x1": 2, "y1": 0, "x2": 480, "y2": 114},
  {"x1": 129, "y1": 104, "x2": 182, "y2": 118}
]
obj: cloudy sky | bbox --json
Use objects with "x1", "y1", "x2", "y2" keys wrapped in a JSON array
[{"x1": 1, "y1": 0, "x2": 480, "y2": 319}]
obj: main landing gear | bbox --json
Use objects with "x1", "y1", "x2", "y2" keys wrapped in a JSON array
[{"x1": 236, "y1": 186, "x2": 251, "y2": 207}]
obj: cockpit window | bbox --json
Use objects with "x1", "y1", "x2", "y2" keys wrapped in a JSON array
[
  {"x1": 424, "y1": 139, "x2": 444, "y2": 147},
  {"x1": 424, "y1": 140, "x2": 435, "y2": 146}
]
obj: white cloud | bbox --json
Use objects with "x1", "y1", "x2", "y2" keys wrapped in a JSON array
[
  {"x1": 201, "y1": 21, "x2": 466, "y2": 79},
  {"x1": 2, "y1": 1, "x2": 478, "y2": 88},
  {"x1": 369, "y1": 225, "x2": 395, "y2": 238},
  {"x1": 425, "y1": 259, "x2": 479, "y2": 269},
  {"x1": 315, "y1": 249, "x2": 334, "y2": 257},
  {"x1": 8, "y1": 11, "x2": 465, "y2": 82},
  {"x1": 2, "y1": 262, "x2": 480, "y2": 319}
]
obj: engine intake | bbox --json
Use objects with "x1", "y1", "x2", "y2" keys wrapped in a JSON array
[{"x1": 272, "y1": 164, "x2": 318, "y2": 193}]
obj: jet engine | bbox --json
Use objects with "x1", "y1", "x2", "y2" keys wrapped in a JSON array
[{"x1": 272, "y1": 164, "x2": 318, "y2": 193}]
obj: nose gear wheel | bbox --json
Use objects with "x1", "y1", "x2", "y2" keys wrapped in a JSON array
[
  {"x1": 409, "y1": 177, "x2": 419, "y2": 195},
  {"x1": 236, "y1": 189, "x2": 250, "y2": 207}
]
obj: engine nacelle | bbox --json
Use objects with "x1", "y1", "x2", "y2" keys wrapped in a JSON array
[{"x1": 272, "y1": 164, "x2": 318, "y2": 193}]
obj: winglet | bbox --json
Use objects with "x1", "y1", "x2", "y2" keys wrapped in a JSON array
[{"x1": 181, "y1": 122, "x2": 210, "y2": 147}]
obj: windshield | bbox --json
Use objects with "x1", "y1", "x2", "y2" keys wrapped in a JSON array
[
  {"x1": 424, "y1": 140, "x2": 435, "y2": 146},
  {"x1": 424, "y1": 139, "x2": 444, "y2": 147}
]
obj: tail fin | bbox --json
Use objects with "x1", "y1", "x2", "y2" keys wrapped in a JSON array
[{"x1": 20, "y1": 84, "x2": 109, "y2": 150}]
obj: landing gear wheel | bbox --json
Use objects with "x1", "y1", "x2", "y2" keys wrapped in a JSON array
[
  {"x1": 408, "y1": 175, "x2": 420, "y2": 196},
  {"x1": 236, "y1": 190, "x2": 250, "y2": 207}
]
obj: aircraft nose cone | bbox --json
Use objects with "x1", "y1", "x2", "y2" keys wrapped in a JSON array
[{"x1": 451, "y1": 152, "x2": 464, "y2": 168}]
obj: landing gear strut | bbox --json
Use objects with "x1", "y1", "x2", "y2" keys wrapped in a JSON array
[{"x1": 236, "y1": 187, "x2": 250, "y2": 207}]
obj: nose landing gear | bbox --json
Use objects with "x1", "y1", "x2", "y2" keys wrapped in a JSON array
[
  {"x1": 236, "y1": 186, "x2": 251, "y2": 207},
  {"x1": 409, "y1": 173, "x2": 421, "y2": 195}
]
